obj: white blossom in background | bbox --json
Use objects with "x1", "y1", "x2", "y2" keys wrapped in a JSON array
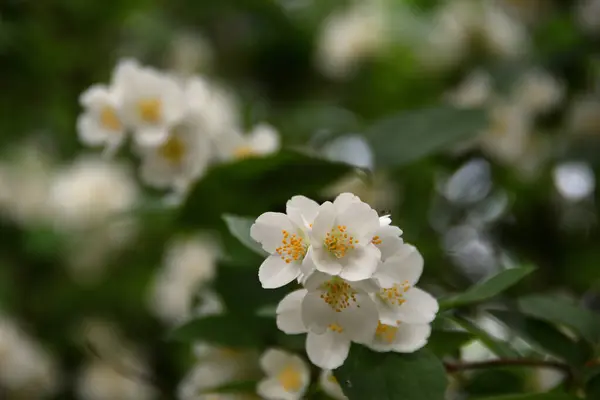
[
  {"x1": 420, "y1": 0, "x2": 529, "y2": 71},
  {"x1": 115, "y1": 59, "x2": 186, "y2": 146},
  {"x1": 567, "y1": 95, "x2": 600, "y2": 135},
  {"x1": 0, "y1": 315, "x2": 61, "y2": 397},
  {"x1": 319, "y1": 370, "x2": 347, "y2": 400},
  {"x1": 77, "y1": 83, "x2": 126, "y2": 155},
  {"x1": 137, "y1": 118, "x2": 212, "y2": 194},
  {"x1": 149, "y1": 234, "x2": 219, "y2": 325},
  {"x1": 576, "y1": 0, "x2": 600, "y2": 34},
  {"x1": 316, "y1": 0, "x2": 387, "y2": 79},
  {"x1": 77, "y1": 319, "x2": 157, "y2": 400},
  {"x1": 215, "y1": 123, "x2": 280, "y2": 161},
  {"x1": 169, "y1": 31, "x2": 214, "y2": 77},
  {"x1": 553, "y1": 162, "x2": 596, "y2": 202},
  {"x1": 257, "y1": 349, "x2": 310, "y2": 400},
  {"x1": 263, "y1": 193, "x2": 438, "y2": 369}
]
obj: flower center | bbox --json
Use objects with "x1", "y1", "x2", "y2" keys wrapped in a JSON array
[
  {"x1": 159, "y1": 135, "x2": 186, "y2": 163},
  {"x1": 276, "y1": 230, "x2": 307, "y2": 264},
  {"x1": 324, "y1": 225, "x2": 359, "y2": 258},
  {"x1": 278, "y1": 364, "x2": 302, "y2": 392},
  {"x1": 327, "y1": 373, "x2": 339, "y2": 384},
  {"x1": 378, "y1": 281, "x2": 411, "y2": 306},
  {"x1": 371, "y1": 235, "x2": 382, "y2": 245},
  {"x1": 234, "y1": 145, "x2": 255, "y2": 159},
  {"x1": 138, "y1": 98, "x2": 162, "y2": 123},
  {"x1": 100, "y1": 106, "x2": 122, "y2": 131},
  {"x1": 328, "y1": 323, "x2": 345, "y2": 333},
  {"x1": 320, "y1": 278, "x2": 359, "y2": 313},
  {"x1": 375, "y1": 321, "x2": 398, "y2": 344}
]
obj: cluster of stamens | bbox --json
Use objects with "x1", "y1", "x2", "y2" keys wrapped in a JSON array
[
  {"x1": 328, "y1": 323, "x2": 345, "y2": 333},
  {"x1": 324, "y1": 225, "x2": 359, "y2": 259},
  {"x1": 320, "y1": 278, "x2": 358, "y2": 312},
  {"x1": 276, "y1": 230, "x2": 307, "y2": 264},
  {"x1": 375, "y1": 321, "x2": 399, "y2": 344},
  {"x1": 100, "y1": 106, "x2": 122, "y2": 131},
  {"x1": 159, "y1": 135, "x2": 186, "y2": 163},
  {"x1": 379, "y1": 280, "x2": 411, "y2": 306},
  {"x1": 278, "y1": 364, "x2": 303, "y2": 392},
  {"x1": 371, "y1": 235, "x2": 382, "y2": 245},
  {"x1": 137, "y1": 98, "x2": 162, "y2": 123}
]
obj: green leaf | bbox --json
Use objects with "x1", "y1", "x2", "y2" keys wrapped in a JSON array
[
  {"x1": 334, "y1": 346, "x2": 447, "y2": 400},
  {"x1": 472, "y1": 394, "x2": 578, "y2": 400},
  {"x1": 200, "y1": 380, "x2": 258, "y2": 395},
  {"x1": 489, "y1": 310, "x2": 590, "y2": 366},
  {"x1": 518, "y1": 295, "x2": 600, "y2": 344},
  {"x1": 366, "y1": 106, "x2": 487, "y2": 168},
  {"x1": 452, "y1": 315, "x2": 519, "y2": 358},
  {"x1": 180, "y1": 150, "x2": 354, "y2": 228},
  {"x1": 169, "y1": 314, "x2": 273, "y2": 347},
  {"x1": 426, "y1": 329, "x2": 475, "y2": 357},
  {"x1": 440, "y1": 266, "x2": 536, "y2": 310},
  {"x1": 223, "y1": 214, "x2": 267, "y2": 257}
]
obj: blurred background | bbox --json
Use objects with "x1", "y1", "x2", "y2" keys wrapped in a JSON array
[{"x1": 1, "y1": 0, "x2": 600, "y2": 398}]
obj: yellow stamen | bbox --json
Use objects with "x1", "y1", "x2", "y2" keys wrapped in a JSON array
[
  {"x1": 375, "y1": 321, "x2": 398, "y2": 344},
  {"x1": 320, "y1": 277, "x2": 359, "y2": 313},
  {"x1": 158, "y1": 135, "x2": 186, "y2": 163},
  {"x1": 324, "y1": 225, "x2": 358, "y2": 259},
  {"x1": 100, "y1": 106, "x2": 122, "y2": 131},
  {"x1": 278, "y1": 364, "x2": 302, "y2": 392},
  {"x1": 138, "y1": 98, "x2": 162, "y2": 123},
  {"x1": 234, "y1": 145, "x2": 255, "y2": 159},
  {"x1": 379, "y1": 281, "x2": 411, "y2": 306},
  {"x1": 276, "y1": 230, "x2": 307, "y2": 264}
]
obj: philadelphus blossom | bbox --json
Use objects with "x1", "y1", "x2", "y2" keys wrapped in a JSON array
[
  {"x1": 253, "y1": 193, "x2": 438, "y2": 369},
  {"x1": 257, "y1": 349, "x2": 310, "y2": 400},
  {"x1": 319, "y1": 370, "x2": 347, "y2": 400},
  {"x1": 214, "y1": 123, "x2": 281, "y2": 161}
]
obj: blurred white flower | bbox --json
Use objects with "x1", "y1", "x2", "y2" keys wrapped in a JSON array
[
  {"x1": 446, "y1": 70, "x2": 493, "y2": 108},
  {"x1": 567, "y1": 95, "x2": 600, "y2": 135},
  {"x1": 115, "y1": 59, "x2": 186, "y2": 146},
  {"x1": 316, "y1": 0, "x2": 387, "y2": 79},
  {"x1": 0, "y1": 315, "x2": 61, "y2": 397},
  {"x1": 77, "y1": 84, "x2": 126, "y2": 155},
  {"x1": 514, "y1": 69, "x2": 564, "y2": 114},
  {"x1": 553, "y1": 162, "x2": 596, "y2": 202},
  {"x1": 149, "y1": 235, "x2": 220, "y2": 325},
  {"x1": 215, "y1": 123, "x2": 280, "y2": 161},
  {"x1": 322, "y1": 134, "x2": 374, "y2": 170},
  {"x1": 319, "y1": 370, "x2": 347, "y2": 400},
  {"x1": 576, "y1": 0, "x2": 600, "y2": 34},
  {"x1": 77, "y1": 362, "x2": 157, "y2": 400},
  {"x1": 256, "y1": 349, "x2": 310, "y2": 400},
  {"x1": 169, "y1": 32, "x2": 214, "y2": 77},
  {"x1": 442, "y1": 158, "x2": 492, "y2": 205},
  {"x1": 323, "y1": 171, "x2": 398, "y2": 213},
  {"x1": 137, "y1": 119, "x2": 212, "y2": 193}
]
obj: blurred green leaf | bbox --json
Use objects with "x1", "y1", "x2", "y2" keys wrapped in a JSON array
[
  {"x1": 366, "y1": 106, "x2": 487, "y2": 168},
  {"x1": 452, "y1": 315, "x2": 519, "y2": 358},
  {"x1": 489, "y1": 310, "x2": 590, "y2": 366},
  {"x1": 441, "y1": 266, "x2": 536, "y2": 310},
  {"x1": 200, "y1": 380, "x2": 258, "y2": 395},
  {"x1": 169, "y1": 314, "x2": 273, "y2": 347},
  {"x1": 472, "y1": 394, "x2": 578, "y2": 400},
  {"x1": 426, "y1": 329, "x2": 474, "y2": 358},
  {"x1": 180, "y1": 150, "x2": 354, "y2": 227},
  {"x1": 334, "y1": 346, "x2": 447, "y2": 400},
  {"x1": 223, "y1": 214, "x2": 267, "y2": 257},
  {"x1": 518, "y1": 295, "x2": 600, "y2": 344}
]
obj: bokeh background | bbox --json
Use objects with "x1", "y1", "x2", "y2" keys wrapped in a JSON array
[{"x1": 1, "y1": 0, "x2": 600, "y2": 398}]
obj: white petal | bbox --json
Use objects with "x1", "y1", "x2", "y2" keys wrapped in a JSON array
[
  {"x1": 336, "y1": 293, "x2": 379, "y2": 343},
  {"x1": 79, "y1": 84, "x2": 110, "y2": 107},
  {"x1": 301, "y1": 290, "x2": 336, "y2": 334},
  {"x1": 77, "y1": 114, "x2": 108, "y2": 146},
  {"x1": 300, "y1": 247, "x2": 317, "y2": 277},
  {"x1": 306, "y1": 331, "x2": 350, "y2": 369},
  {"x1": 332, "y1": 193, "x2": 362, "y2": 212},
  {"x1": 379, "y1": 215, "x2": 392, "y2": 226},
  {"x1": 337, "y1": 202, "x2": 380, "y2": 241},
  {"x1": 398, "y1": 287, "x2": 438, "y2": 324},
  {"x1": 251, "y1": 212, "x2": 296, "y2": 253},
  {"x1": 286, "y1": 195, "x2": 320, "y2": 228},
  {"x1": 339, "y1": 244, "x2": 380, "y2": 281},
  {"x1": 367, "y1": 323, "x2": 431, "y2": 353},
  {"x1": 260, "y1": 348, "x2": 293, "y2": 375},
  {"x1": 310, "y1": 201, "x2": 336, "y2": 242},
  {"x1": 374, "y1": 225, "x2": 404, "y2": 260},
  {"x1": 319, "y1": 370, "x2": 348, "y2": 400},
  {"x1": 303, "y1": 271, "x2": 334, "y2": 291},
  {"x1": 134, "y1": 127, "x2": 170, "y2": 147},
  {"x1": 257, "y1": 378, "x2": 296, "y2": 400},
  {"x1": 259, "y1": 255, "x2": 301, "y2": 289},
  {"x1": 276, "y1": 289, "x2": 307, "y2": 334},
  {"x1": 375, "y1": 244, "x2": 424, "y2": 288},
  {"x1": 249, "y1": 123, "x2": 280, "y2": 155},
  {"x1": 311, "y1": 246, "x2": 344, "y2": 276}
]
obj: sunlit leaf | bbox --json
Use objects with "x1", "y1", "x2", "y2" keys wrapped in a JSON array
[{"x1": 223, "y1": 214, "x2": 267, "y2": 257}]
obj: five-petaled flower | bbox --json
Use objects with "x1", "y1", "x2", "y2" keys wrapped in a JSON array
[{"x1": 257, "y1": 348, "x2": 310, "y2": 400}]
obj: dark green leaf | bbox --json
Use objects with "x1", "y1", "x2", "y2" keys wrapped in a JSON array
[
  {"x1": 180, "y1": 150, "x2": 354, "y2": 227},
  {"x1": 200, "y1": 380, "x2": 258, "y2": 395},
  {"x1": 169, "y1": 314, "x2": 273, "y2": 347},
  {"x1": 223, "y1": 214, "x2": 268, "y2": 257},
  {"x1": 426, "y1": 329, "x2": 475, "y2": 357},
  {"x1": 440, "y1": 266, "x2": 536, "y2": 310},
  {"x1": 472, "y1": 394, "x2": 578, "y2": 400},
  {"x1": 518, "y1": 295, "x2": 600, "y2": 344},
  {"x1": 489, "y1": 310, "x2": 590, "y2": 366},
  {"x1": 334, "y1": 346, "x2": 447, "y2": 400},
  {"x1": 452, "y1": 315, "x2": 519, "y2": 358},
  {"x1": 366, "y1": 106, "x2": 487, "y2": 168}
]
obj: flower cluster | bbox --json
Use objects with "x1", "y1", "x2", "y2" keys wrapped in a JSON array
[
  {"x1": 77, "y1": 59, "x2": 280, "y2": 195},
  {"x1": 251, "y1": 193, "x2": 439, "y2": 373}
]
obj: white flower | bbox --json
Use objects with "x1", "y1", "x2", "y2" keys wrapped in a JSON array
[
  {"x1": 513, "y1": 69, "x2": 564, "y2": 114},
  {"x1": 308, "y1": 193, "x2": 381, "y2": 280},
  {"x1": 49, "y1": 157, "x2": 139, "y2": 231},
  {"x1": 115, "y1": 59, "x2": 186, "y2": 146},
  {"x1": 316, "y1": 0, "x2": 387, "y2": 79},
  {"x1": 446, "y1": 70, "x2": 493, "y2": 108},
  {"x1": 185, "y1": 77, "x2": 240, "y2": 138},
  {"x1": 215, "y1": 123, "x2": 280, "y2": 161},
  {"x1": 250, "y1": 198, "x2": 315, "y2": 289},
  {"x1": 77, "y1": 84, "x2": 125, "y2": 154},
  {"x1": 319, "y1": 370, "x2": 347, "y2": 400},
  {"x1": 256, "y1": 349, "x2": 310, "y2": 400},
  {"x1": 137, "y1": 118, "x2": 212, "y2": 193},
  {"x1": 76, "y1": 361, "x2": 157, "y2": 400},
  {"x1": 149, "y1": 235, "x2": 219, "y2": 325}
]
